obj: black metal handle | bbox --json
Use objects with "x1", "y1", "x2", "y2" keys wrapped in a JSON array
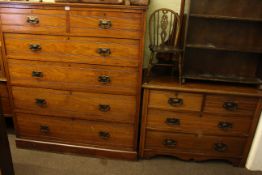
[
  {"x1": 214, "y1": 143, "x2": 228, "y2": 152},
  {"x1": 99, "y1": 19, "x2": 112, "y2": 29},
  {"x1": 223, "y1": 102, "x2": 238, "y2": 111},
  {"x1": 97, "y1": 48, "x2": 111, "y2": 57},
  {"x1": 99, "y1": 104, "x2": 111, "y2": 112},
  {"x1": 165, "y1": 118, "x2": 180, "y2": 126},
  {"x1": 29, "y1": 44, "x2": 41, "y2": 51},
  {"x1": 98, "y1": 75, "x2": 111, "y2": 84},
  {"x1": 163, "y1": 139, "x2": 177, "y2": 147},
  {"x1": 32, "y1": 71, "x2": 43, "y2": 78},
  {"x1": 35, "y1": 99, "x2": 47, "y2": 107},
  {"x1": 168, "y1": 98, "x2": 183, "y2": 106},
  {"x1": 99, "y1": 131, "x2": 110, "y2": 139},
  {"x1": 218, "y1": 122, "x2": 233, "y2": 130},
  {"x1": 27, "y1": 16, "x2": 39, "y2": 24},
  {"x1": 40, "y1": 125, "x2": 49, "y2": 134}
]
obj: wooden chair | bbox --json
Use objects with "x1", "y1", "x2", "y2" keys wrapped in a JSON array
[
  {"x1": 146, "y1": 8, "x2": 182, "y2": 82},
  {"x1": 0, "y1": 98, "x2": 15, "y2": 175}
]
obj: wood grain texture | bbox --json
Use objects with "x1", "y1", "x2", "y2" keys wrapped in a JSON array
[
  {"x1": 16, "y1": 113, "x2": 135, "y2": 150},
  {"x1": 12, "y1": 86, "x2": 136, "y2": 123},
  {"x1": 8, "y1": 59, "x2": 138, "y2": 95},
  {"x1": 147, "y1": 109, "x2": 252, "y2": 137},
  {"x1": 148, "y1": 90, "x2": 203, "y2": 112},
  {"x1": 5, "y1": 33, "x2": 140, "y2": 67}
]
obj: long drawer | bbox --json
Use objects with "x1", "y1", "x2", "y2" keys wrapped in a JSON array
[
  {"x1": 148, "y1": 90, "x2": 203, "y2": 112},
  {"x1": 145, "y1": 130, "x2": 247, "y2": 157},
  {"x1": 70, "y1": 10, "x2": 142, "y2": 39},
  {"x1": 204, "y1": 95, "x2": 258, "y2": 117},
  {"x1": 5, "y1": 33, "x2": 140, "y2": 67},
  {"x1": 16, "y1": 113, "x2": 134, "y2": 150},
  {"x1": 0, "y1": 8, "x2": 66, "y2": 34},
  {"x1": 146, "y1": 109, "x2": 251, "y2": 136},
  {"x1": 12, "y1": 87, "x2": 136, "y2": 123},
  {"x1": 8, "y1": 59, "x2": 138, "y2": 95}
]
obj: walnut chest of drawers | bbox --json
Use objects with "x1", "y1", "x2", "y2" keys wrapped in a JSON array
[
  {"x1": 140, "y1": 78, "x2": 262, "y2": 166},
  {"x1": 0, "y1": 2, "x2": 147, "y2": 159}
]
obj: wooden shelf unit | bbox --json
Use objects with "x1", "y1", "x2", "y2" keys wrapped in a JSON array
[{"x1": 181, "y1": 0, "x2": 262, "y2": 86}]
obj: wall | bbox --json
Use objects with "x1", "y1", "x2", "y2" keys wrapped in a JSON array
[
  {"x1": 143, "y1": 0, "x2": 182, "y2": 67},
  {"x1": 246, "y1": 114, "x2": 262, "y2": 171}
]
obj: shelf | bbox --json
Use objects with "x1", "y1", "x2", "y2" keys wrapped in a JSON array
[
  {"x1": 190, "y1": 14, "x2": 262, "y2": 22},
  {"x1": 183, "y1": 74, "x2": 262, "y2": 85},
  {"x1": 186, "y1": 44, "x2": 262, "y2": 54}
]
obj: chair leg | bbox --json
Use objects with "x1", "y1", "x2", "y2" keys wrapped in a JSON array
[
  {"x1": 146, "y1": 52, "x2": 155, "y2": 83},
  {"x1": 178, "y1": 54, "x2": 183, "y2": 84}
]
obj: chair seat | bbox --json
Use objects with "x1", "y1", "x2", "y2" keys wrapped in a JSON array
[{"x1": 150, "y1": 45, "x2": 183, "y2": 53}]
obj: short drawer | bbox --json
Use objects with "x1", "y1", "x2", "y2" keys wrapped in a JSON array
[
  {"x1": 0, "y1": 83, "x2": 9, "y2": 98},
  {"x1": 147, "y1": 109, "x2": 251, "y2": 136},
  {"x1": 5, "y1": 33, "x2": 140, "y2": 67},
  {"x1": 204, "y1": 95, "x2": 258, "y2": 117},
  {"x1": 70, "y1": 10, "x2": 142, "y2": 39},
  {"x1": 0, "y1": 8, "x2": 66, "y2": 34},
  {"x1": 16, "y1": 113, "x2": 134, "y2": 149},
  {"x1": 12, "y1": 87, "x2": 136, "y2": 123},
  {"x1": 145, "y1": 131, "x2": 246, "y2": 157},
  {"x1": 148, "y1": 90, "x2": 203, "y2": 112},
  {"x1": 8, "y1": 59, "x2": 138, "y2": 95}
]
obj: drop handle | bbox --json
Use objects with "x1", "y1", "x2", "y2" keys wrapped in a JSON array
[
  {"x1": 40, "y1": 125, "x2": 50, "y2": 134},
  {"x1": 163, "y1": 139, "x2": 177, "y2": 147},
  {"x1": 165, "y1": 118, "x2": 180, "y2": 126},
  {"x1": 168, "y1": 98, "x2": 183, "y2": 106},
  {"x1": 98, "y1": 75, "x2": 111, "y2": 84},
  {"x1": 97, "y1": 48, "x2": 111, "y2": 57},
  {"x1": 27, "y1": 16, "x2": 39, "y2": 24},
  {"x1": 99, "y1": 19, "x2": 112, "y2": 29},
  {"x1": 223, "y1": 101, "x2": 238, "y2": 111},
  {"x1": 99, "y1": 131, "x2": 110, "y2": 140},
  {"x1": 99, "y1": 104, "x2": 111, "y2": 112},
  {"x1": 218, "y1": 122, "x2": 233, "y2": 130},
  {"x1": 214, "y1": 143, "x2": 228, "y2": 152},
  {"x1": 32, "y1": 71, "x2": 43, "y2": 78},
  {"x1": 35, "y1": 98, "x2": 47, "y2": 107},
  {"x1": 29, "y1": 44, "x2": 42, "y2": 51}
]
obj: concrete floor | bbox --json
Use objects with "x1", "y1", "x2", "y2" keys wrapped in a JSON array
[{"x1": 6, "y1": 134, "x2": 262, "y2": 175}]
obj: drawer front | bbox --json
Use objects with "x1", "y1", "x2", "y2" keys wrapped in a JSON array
[
  {"x1": 147, "y1": 109, "x2": 251, "y2": 136},
  {"x1": 8, "y1": 59, "x2": 138, "y2": 95},
  {"x1": 148, "y1": 90, "x2": 203, "y2": 112},
  {"x1": 0, "y1": 8, "x2": 66, "y2": 34},
  {"x1": 145, "y1": 131, "x2": 246, "y2": 157},
  {"x1": 12, "y1": 87, "x2": 136, "y2": 123},
  {"x1": 5, "y1": 34, "x2": 140, "y2": 67},
  {"x1": 70, "y1": 11, "x2": 142, "y2": 39},
  {"x1": 204, "y1": 95, "x2": 258, "y2": 117},
  {"x1": 16, "y1": 113, "x2": 134, "y2": 149}
]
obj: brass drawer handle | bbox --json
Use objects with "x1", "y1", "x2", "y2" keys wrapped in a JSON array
[
  {"x1": 99, "y1": 131, "x2": 110, "y2": 139},
  {"x1": 32, "y1": 71, "x2": 43, "y2": 78},
  {"x1": 97, "y1": 48, "x2": 111, "y2": 57},
  {"x1": 223, "y1": 101, "x2": 238, "y2": 111},
  {"x1": 40, "y1": 125, "x2": 50, "y2": 134},
  {"x1": 27, "y1": 16, "x2": 39, "y2": 24},
  {"x1": 99, "y1": 104, "x2": 111, "y2": 112},
  {"x1": 99, "y1": 19, "x2": 112, "y2": 29},
  {"x1": 214, "y1": 143, "x2": 228, "y2": 152},
  {"x1": 168, "y1": 98, "x2": 183, "y2": 106},
  {"x1": 218, "y1": 122, "x2": 233, "y2": 130},
  {"x1": 165, "y1": 118, "x2": 180, "y2": 126},
  {"x1": 98, "y1": 75, "x2": 111, "y2": 84},
  {"x1": 163, "y1": 139, "x2": 177, "y2": 147},
  {"x1": 29, "y1": 44, "x2": 42, "y2": 52},
  {"x1": 35, "y1": 98, "x2": 47, "y2": 107}
]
